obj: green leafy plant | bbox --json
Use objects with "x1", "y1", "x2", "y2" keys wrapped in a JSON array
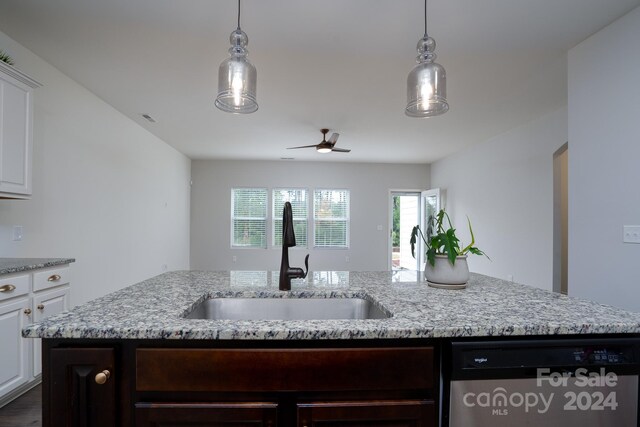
[
  {"x1": 410, "y1": 209, "x2": 488, "y2": 266},
  {"x1": 0, "y1": 50, "x2": 15, "y2": 66}
]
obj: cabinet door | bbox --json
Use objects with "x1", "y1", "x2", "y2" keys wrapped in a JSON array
[
  {"x1": 47, "y1": 348, "x2": 115, "y2": 427},
  {"x1": 297, "y1": 400, "x2": 435, "y2": 427},
  {"x1": 0, "y1": 297, "x2": 30, "y2": 398},
  {"x1": 135, "y1": 402, "x2": 278, "y2": 426},
  {"x1": 33, "y1": 286, "x2": 70, "y2": 377},
  {"x1": 0, "y1": 72, "x2": 33, "y2": 197}
]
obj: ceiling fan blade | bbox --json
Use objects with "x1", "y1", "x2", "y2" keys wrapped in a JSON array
[
  {"x1": 328, "y1": 133, "x2": 339, "y2": 145},
  {"x1": 287, "y1": 144, "x2": 318, "y2": 150},
  {"x1": 331, "y1": 147, "x2": 351, "y2": 153}
]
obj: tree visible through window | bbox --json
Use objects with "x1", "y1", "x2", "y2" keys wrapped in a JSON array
[
  {"x1": 231, "y1": 188, "x2": 267, "y2": 248},
  {"x1": 314, "y1": 189, "x2": 350, "y2": 248},
  {"x1": 273, "y1": 189, "x2": 308, "y2": 247}
]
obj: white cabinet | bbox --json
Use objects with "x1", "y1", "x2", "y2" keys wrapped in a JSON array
[
  {"x1": 0, "y1": 296, "x2": 30, "y2": 398},
  {"x1": 32, "y1": 286, "x2": 70, "y2": 377},
  {"x1": 0, "y1": 61, "x2": 41, "y2": 199},
  {"x1": 0, "y1": 264, "x2": 71, "y2": 407}
]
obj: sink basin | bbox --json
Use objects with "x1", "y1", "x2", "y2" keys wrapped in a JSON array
[{"x1": 185, "y1": 297, "x2": 390, "y2": 320}]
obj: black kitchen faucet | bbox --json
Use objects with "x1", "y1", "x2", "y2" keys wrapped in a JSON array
[{"x1": 279, "y1": 201, "x2": 309, "y2": 291}]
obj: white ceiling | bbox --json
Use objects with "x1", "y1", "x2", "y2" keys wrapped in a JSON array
[{"x1": 0, "y1": 0, "x2": 638, "y2": 163}]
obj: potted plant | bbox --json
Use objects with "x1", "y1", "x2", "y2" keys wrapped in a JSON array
[{"x1": 410, "y1": 209, "x2": 488, "y2": 289}]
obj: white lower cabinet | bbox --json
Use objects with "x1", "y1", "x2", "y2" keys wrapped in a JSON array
[
  {"x1": 32, "y1": 286, "x2": 70, "y2": 377},
  {"x1": 0, "y1": 297, "x2": 30, "y2": 398},
  {"x1": 0, "y1": 264, "x2": 71, "y2": 407}
]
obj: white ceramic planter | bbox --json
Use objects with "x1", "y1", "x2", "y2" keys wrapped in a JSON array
[{"x1": 424, "y1": 254, "x2": 470, "y2": 289}]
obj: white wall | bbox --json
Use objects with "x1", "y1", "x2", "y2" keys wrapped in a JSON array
[
  {"x1": 191, "y1": 160, "x2": 429, "y2": 271},
  {"x1": 0, "y1": 31, "x2": 191, "y2": 306},
  {"x1": 430, "y1": 107, "x2": 568, "y2": 290},
  {"x1": 568, "y1": 7, "x2": 640, "y2": 311}
]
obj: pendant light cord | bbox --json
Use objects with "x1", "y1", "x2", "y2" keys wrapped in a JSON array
[
  {"x1": 424, "y1": 0, "x2": 428, "y2": 37},
  {"x1": 237, "y1": 0, "x2": 241, "y2": 30}
]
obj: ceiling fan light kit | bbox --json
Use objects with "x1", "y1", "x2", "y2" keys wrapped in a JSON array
[
  {"x1": 215, "y1": 0, "x2": 258, "y2": 114},
  {"x1": 406, "y1": 0, "x2": 449, "y2": 118}
]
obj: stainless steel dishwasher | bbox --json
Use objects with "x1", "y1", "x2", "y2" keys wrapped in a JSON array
[{"x1": 445, "y1": 338, "x2": 640, "y2": 426}]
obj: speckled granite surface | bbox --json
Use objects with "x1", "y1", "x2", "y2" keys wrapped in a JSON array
[
  {"x1": 22, "y1": 270, "x2": 640, "y2": 340},
  {"x1": 0, "y1": 258, "x2": 75, "y2": 275}
]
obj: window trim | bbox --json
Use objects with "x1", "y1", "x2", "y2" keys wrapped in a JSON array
[
  {"x1": 271, "y1": 187, "x2": 309, "y2": 248},
  {"x1": 230, "y1": 187, "x2": 268, "y2": 249},
  {"x1": 313, "y1": 188, "x2": 350, "y2": 249}
]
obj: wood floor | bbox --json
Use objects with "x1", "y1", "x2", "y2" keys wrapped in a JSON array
[{"x1": 0, "y1": 385, "x2": 41, "y2": 427}]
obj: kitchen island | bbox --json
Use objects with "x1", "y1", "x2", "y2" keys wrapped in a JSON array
[{"x1": 22, "y1": 271, "x2": 640, "y2": 426}]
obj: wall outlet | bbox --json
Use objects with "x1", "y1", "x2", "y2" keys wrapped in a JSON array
[
  {"x1": 232, "y1": 256, "x2": 237, "y2": 262},
  {"x1": 12, "y1": 226, "x2": 23, "y2": 241},
  {"x1": 161, "y1": 264, "x2": 168, "y2": 271},
  {"x1": 345, "y1": 256, "x2": 350, "y2": 263},
  {"x1": 623, "y1": 226, "x2": 640, "y2": 244},
  {"x1": 507, "y1": 274, "x2": 514, "y2": 282},
  {"x1": 376, "y1": 225, "x2": 383, "y2": 231}
]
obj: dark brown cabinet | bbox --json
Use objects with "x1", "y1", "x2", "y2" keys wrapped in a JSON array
[
  {"x1": 135, "y1": 402, "x2": 278, "y2": 426},
  {"x1": 297, "y1": 400, "x2": 435, "y2": 427},
  {"x1": 46, "y1": 347, "x2": 116, "y2": 427},
  {"x1": 43, "y1": 341, "x2": 437, "y2": 427}
]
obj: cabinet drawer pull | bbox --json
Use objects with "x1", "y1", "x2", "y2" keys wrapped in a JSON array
[
  {"x1": 37, "y1": 304, "x2": 45, "y2": 310},
  {"x1": 47, "y1": 274, "x2": 61, "y2": 282},
  {"x1": 0, "y1": 284, "x2": 16, "y2": 292},
  {"x1": 95, "y1": 370, "x2": 111, "y2": 385},
  {"x1": 24, "y1": 308, "x2": 32, "y2": 316}
]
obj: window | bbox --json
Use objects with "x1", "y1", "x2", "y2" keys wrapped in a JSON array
[
  {"x1": 314, "y1": 189, "x2": 350, "y2": 248},
  {"x1": 231, "y1": 188, "x2": 267, "y2": 248},
  {"x1": 273, "y1": 188, "x2": 308, "y2": 247}
]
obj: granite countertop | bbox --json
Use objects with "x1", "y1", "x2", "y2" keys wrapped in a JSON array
[
  {"x1": 22, "y1": 270, "x2": 640, "y2": 340},
  {"x1": 0, "y1": 258, "x2": 76, "y2": 275}
]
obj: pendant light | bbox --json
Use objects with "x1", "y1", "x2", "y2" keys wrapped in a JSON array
[
  {"x1": 405, "y1": 0, "x2": 448, "y2": 117},
  {"x1": 215, "y1": 0, "x2": 258, "y2": 114}
]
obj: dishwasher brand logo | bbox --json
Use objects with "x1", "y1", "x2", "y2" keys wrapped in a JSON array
[{"x1": 461, "y1": 368, "x2": 620, "y2": 415}]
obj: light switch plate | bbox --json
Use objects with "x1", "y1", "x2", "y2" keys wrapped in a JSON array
[{"x1": 623, "y1": 226, "x2": 640, "y2": 244}]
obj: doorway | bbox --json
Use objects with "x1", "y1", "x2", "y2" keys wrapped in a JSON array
[
  {"x1": 389, "y1": 189, "x2": 441, "y2": 271},
  {"x1": 390, "y1": 192, "x2": 421, "y2": 271},
  {"x1": 553, "y1": 143, "x2": 568, "y2": 294}
]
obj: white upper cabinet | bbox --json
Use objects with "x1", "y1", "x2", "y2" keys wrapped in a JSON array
[{"x1": 0, "y1": 61, "x2": 41, "y2": 199}]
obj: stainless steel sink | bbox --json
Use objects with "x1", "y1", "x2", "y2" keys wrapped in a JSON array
[{"x1": 185, "y1": 297, "x2": 390, "y2": 320}]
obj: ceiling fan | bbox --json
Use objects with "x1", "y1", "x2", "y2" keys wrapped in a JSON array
[{"x1": 287, "y1": 129, "x2": 351, "y2": 153}]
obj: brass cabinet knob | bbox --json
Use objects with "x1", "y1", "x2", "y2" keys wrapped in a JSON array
[
  {"x1": 24, "y1": 308, "x2": 32, "y2": 315},
  {"x1": 37, "y1": 304, "x2": 45, "y2": 310},
  {"x1": 0, "y1": 284, "x2": 16, "y2": 293},
  {"x1": 95, "y1": 370, "x2": 111, "y2": 385},
  {"x1": 47, "y1": 274, "x2": 61, "y2": 282}
]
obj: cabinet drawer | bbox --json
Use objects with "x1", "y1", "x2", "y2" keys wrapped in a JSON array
[
  {"x1": 33, "y1": 266, "x2": 70, "y2": 292},
  {"x1": 298, "y1": 400, "x2": 436, "y2": 426},
  {"x1": 135, "y1": 402, "x2": 278, "y2": 426},
  {"x1": 137, "y1": 347, "x2": 434, "y2": 392},
  {"x1": 0, "y1": 274, "x2": 29, "y2": 301}
]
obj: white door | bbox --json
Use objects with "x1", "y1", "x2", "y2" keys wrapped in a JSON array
[
  {"x1": 419, "y1": 189, "x2": 441, "y2": 268},
  {"x1": 0, "y1": 297, "x2": 30, "y2": 397},
  {"x1": 32, "y1": 287, "x2": 70, "y2": 377}
]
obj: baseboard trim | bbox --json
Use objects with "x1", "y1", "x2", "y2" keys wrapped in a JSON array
[{"x1": 0, "y1": 376, "x2": 42, "y2": 409}]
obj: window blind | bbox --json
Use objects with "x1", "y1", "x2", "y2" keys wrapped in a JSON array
[
  {"x1": 273, "y1": 188, "x2": 308, "y2": 247},
  {"x1": 231, "y1": 188, "x2": 267, "y2": 248},
  {"x1": 313, "y1": 189, "x2": 350, "y2": 248}
]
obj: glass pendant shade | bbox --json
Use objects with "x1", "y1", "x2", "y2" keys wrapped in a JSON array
[
  {"x1": 406, "y1": 36, "x2": 448, "y2": 118},
  {"x1": 215, "y1": 29, "x2": 258, "y2": 114}
]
